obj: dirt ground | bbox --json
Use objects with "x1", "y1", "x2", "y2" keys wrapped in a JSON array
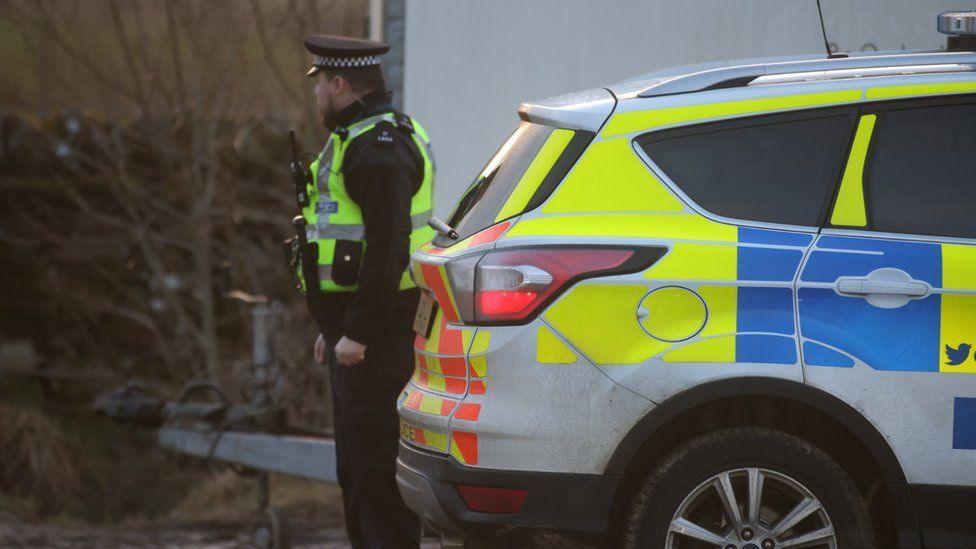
[
  {"x1": 0, "y1": 513, "x2": 443, "y2": 548},
  {"x1": 0, "y1": 514, "x2": 343, "y2": 549}
]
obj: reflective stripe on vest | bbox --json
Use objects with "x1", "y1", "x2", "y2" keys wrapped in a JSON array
[
  {"x1": 301, "y1": 112, "x2": 435, "y2": 293},
  {"x1": 307, "y1": 211, "x2": 434, "y2": 241}
]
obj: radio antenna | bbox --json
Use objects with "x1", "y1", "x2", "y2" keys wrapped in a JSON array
[{"x1": 816, "y1": 0, "x2": 833, "y2": 57}]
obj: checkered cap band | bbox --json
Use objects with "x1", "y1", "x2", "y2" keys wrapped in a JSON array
[{"x1": 313, "y1": 54, "x2": 380, "y2": 68}]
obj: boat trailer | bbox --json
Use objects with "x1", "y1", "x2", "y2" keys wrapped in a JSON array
[{"x1": 95, "y1": 297, "x2": 336, "y2": 549}]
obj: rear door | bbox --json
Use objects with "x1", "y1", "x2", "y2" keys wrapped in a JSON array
[
  {"x1": 797, "y1": 97, "x2": 976, "y2": 498},
  {"x1": 605, "y1": 108, "x2": 855, "y2": 403}
]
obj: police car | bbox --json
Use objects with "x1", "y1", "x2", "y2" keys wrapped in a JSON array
[{"x1": 397, "y1": 12, "x2": 976, "y2": 549}]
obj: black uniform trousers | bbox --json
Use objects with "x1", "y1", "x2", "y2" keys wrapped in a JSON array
[{"x1": 324, "y1": 329, "x2": 421, "y2": 549}]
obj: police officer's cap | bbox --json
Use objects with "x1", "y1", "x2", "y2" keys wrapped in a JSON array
[{"x1": 304, "y1": 35, "x2": 389, "y2": 77}]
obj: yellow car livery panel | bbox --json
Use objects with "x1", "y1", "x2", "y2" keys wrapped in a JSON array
[{"x1": 397, "y1": 15, "x2": 976, "y2": 549}]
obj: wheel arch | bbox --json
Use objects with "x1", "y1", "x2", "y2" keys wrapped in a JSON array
[{"x1": 603, "y1": 376, "x2": 921, "y2": 548}]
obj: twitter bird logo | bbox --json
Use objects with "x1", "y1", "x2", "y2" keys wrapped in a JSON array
[{"x1": 945, "y1": 343, "x2": 972, "y2": 366}]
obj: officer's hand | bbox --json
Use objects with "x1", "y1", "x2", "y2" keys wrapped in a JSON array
[
  {"x1": 314, "y1": 333, "x2": 328, "y2": 365},
  {"x1": 335, "y1": 336, "x2": 366, "y2": 366}
]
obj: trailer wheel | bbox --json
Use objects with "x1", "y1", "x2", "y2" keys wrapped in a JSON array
[{"x1": 254, "y1": 506, "x2": 291, "y2": 549}]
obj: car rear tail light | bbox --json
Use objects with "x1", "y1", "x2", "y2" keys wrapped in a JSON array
[
  {"x1": 444, "y1": 246, "x2": 658, "y2": 325},
  {"x1": 454, "y1": 483, "x2": 528, "y2": 514},
  {"x1": 476, "y1": 264, "x2": 551, "y2": 317}
]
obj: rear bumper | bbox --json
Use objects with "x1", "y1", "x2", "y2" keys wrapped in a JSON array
[{"x1": 395, "y1": 441, "x2": 618, "y2": 536}]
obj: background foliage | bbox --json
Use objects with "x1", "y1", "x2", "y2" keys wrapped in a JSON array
[{"x1": 0, "y1": 0, "x2": 368, "y2": 521}]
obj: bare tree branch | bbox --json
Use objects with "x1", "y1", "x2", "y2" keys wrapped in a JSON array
[
  {"x1": 106, "y1": 0, "x2": 148, "y2": 111},
  {"x1": 249, "y1": 0, "x2": 303, "y2": 107}
]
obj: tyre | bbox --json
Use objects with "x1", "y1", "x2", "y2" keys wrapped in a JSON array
[
  {"x1": 253, "y1": 506, "x2": 291, "y2": 549},
  {"x1": 623, "y1": 427, "x2": 874, "y2": 549}
]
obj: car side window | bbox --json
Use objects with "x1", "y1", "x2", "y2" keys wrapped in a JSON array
[
  {"x1": 638, "y1": 113, "x2": 853, "y2": 227},
  {"x1": 866, "y1": 102, "x2": 976, "y2": 239}
]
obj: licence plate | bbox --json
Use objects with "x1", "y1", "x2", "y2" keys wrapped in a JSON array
[
  {"x1": 400, "y1": 419, "x2": 416, "y2": 441},
  {"x1": 413, "y1": 291, "x2": 437, "y2": 337}
]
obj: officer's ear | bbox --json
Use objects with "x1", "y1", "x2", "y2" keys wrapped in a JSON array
[{"x1": 328, "y1": 74, "x2": 352, "y2": 96}]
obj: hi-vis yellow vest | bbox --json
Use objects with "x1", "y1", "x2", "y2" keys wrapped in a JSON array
[{"x1": 301, "y1": 112, "x2": 435, "y2": 293}]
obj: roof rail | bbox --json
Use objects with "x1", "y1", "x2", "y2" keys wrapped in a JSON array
[
  {"x1": 637, "y1": 51, "x2": 976, "y2": 98},
  {"x1": 750, "y1": 63, "x2": 976, "y2": 86}
]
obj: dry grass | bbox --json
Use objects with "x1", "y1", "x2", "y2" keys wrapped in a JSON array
[
  {"x1": 167, "y1": 471, "x2": 344, "y2": 525},
  {"x1": 0, "y1": 403, "x2": 81, "y2": 518},
  {"x1": 0, "y1": 404, "x2": 345, "y2": 526},
  {"x1": 166, "y1": 470, "x2": 257, "y2": 523}
]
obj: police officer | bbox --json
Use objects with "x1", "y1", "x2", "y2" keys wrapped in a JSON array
[{"x1": 297, "y1": 35, "x2": 434, "y2": 548}]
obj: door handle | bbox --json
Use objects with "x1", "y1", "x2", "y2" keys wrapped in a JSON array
[{"x1": 836, "y1": 278, "x2": 928, "y2": 297}]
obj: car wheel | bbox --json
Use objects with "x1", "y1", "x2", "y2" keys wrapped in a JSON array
[{"x1": 623, "y1": 427, "x2": 874, "y2": 548}]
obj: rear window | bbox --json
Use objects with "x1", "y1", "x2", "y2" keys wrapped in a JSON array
[
  {"x1": 440, "y1": 122, "x2": 589, "y2": 245},
  {"x1": 638, "y1": 112, "x2": 854, "y2": 227}
]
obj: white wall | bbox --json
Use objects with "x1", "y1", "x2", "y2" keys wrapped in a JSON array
[{"x1": 403, "y1": 0, "x2": 970, "y2": 216}]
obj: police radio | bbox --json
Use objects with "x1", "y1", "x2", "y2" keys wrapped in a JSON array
[
  {"x1": 290, "y1": 215, "x2": 319, "y2": 295},
  {"x1": 289, "y1": 130, "x2": 311, "y2": 208}
]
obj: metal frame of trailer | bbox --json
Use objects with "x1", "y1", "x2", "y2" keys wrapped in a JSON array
[{"x1": 96, "y1": 297, "x2": 337, "y2": 549}]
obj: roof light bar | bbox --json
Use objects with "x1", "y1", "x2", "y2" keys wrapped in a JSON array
[
  {"x1": 939, "y1": 11, "x2": 976, "y2": 36},
  {"x1": 939, "y1": 11, "x2": 976, "y2": 51}
]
